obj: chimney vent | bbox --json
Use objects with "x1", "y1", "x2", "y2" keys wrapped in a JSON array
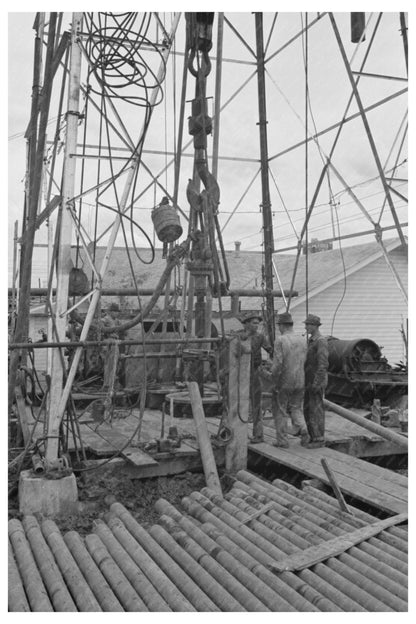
[{"x1": 234, "y1": 241, "x2": 241, "y2": 256}]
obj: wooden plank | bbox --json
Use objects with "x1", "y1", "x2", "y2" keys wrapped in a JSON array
[
  {"x1": 235, "y1": 502, "x2": 276, "y2": 527},
  {"x1": 78, "y1": 425, "x2": 157, "y2": 466},
  {"x1": 270, "y1": 512, "x2": 408, "y2": 572},
  {"x1": 251, "y1": 443, "x2": 407, "y2": 515},
  {"x1": 321, "y1": 458, "x2": 353, "y2": 514},
  {"x1": 119, "y1": 448, "x2": 158, "y2": 467}
]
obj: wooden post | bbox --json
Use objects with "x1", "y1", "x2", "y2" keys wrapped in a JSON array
[
  {"x1": 187, "y1": 381, "x2": 222, "y2": 496},
  {"x1": 225, "y1": 335, "x2": 251, "y2": 473}
]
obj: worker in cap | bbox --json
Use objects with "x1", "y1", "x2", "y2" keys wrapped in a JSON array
[
  {"x1": 237, "y1": 311, "x2": 272, "y2": 443},
  {"x1": 263, "y1": 311, "x2": 308, "y2": 448},
  {"x1": 101, "y1": 301, "x2": 124, "y2": 390},
  {"x1": 302, "y1": 313, "x2": 329, "y2": 449}
]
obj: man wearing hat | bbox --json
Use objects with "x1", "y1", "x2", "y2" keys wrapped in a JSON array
[
  {"x1": 237, "y1": 311, "x2": 272, "y2": 443},
  {"x1": 266, "y1": 311, "x2": 308, "y2": 448},
  {"x1": 303, "y1": 314, "x2": 329, "y2": 449}
]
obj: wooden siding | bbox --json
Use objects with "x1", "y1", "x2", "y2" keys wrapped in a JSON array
[{"x1": 290, "y1": 248, "x2": 408, "y2": 365}]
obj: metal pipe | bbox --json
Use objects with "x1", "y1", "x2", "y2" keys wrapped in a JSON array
[
  {"x1": 237, "y1": 471, "x2": 408, "y2": 586},
  {"x1": 227, "y1": 490, "x2": 405, "y2": 611},
  {"x1": 22, "y1": 515, "x2": 77, "y2": 611},
  {"x1": 324, "y1": 399, "x2": 408, "y2": 449},
  {"x1": 186, "y1": 489, "x2": 364, "y2": 611},
  {"x1": 63, "y1": 530, "x2": 124, "y2": 612},
  {"x1": 9, "y1": 336, "x2": 222, "y2": 350},
  {"x1": 148, "y1": 523, "x2": 244, "y2": 612},
  {"x1": 84, "y1": 532, "x2": 146, "y2": 611},
  {"x1": 200, "y1": 489, "x2": 397, "y2": 610},
  {"x1": 105, "y1": 509, "x2": 194, "y2": 612},
  {"x1": 155, "y1": 503, "x2": 269, "y2": 611},
  {"x1": 8, "y1": 286, "x2": 296, "y2": 298},
  {"x1": 8, "y1": 539, "x2": 30, "y2": 612},
  {"x1": 165, "y1": 499, "x2": 284, "y2": 612},
  {"x1": 154, "y1": 497, "x2": 340, "y2": 611},
  {"x1": 41, "y1": 518, "x2": 102, "y2": 611},
  {"x1": 8, "y1": 519, "x2": 53, "y2": 612},
  {"x1": 98, "y1": 512, "x2": 214, "y2": 611},
  {"x1": 230, "y1": 484, "x2": 407, "y2": 604},
  {"x1": 255, "y1": 12, "x2": 275, "y2": 344}
]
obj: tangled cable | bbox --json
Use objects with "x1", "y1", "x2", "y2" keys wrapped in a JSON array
[{"x1": 83, "y1": 12, "x2": 167, "y2": 107}]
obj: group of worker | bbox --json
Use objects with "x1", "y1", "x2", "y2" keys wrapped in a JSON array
[{"x1": 238, "y1": 310, "x2": 329, "y2": 450}]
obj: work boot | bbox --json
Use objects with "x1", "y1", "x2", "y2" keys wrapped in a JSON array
[
  {"x1": 249, "y1": 436, "x2": 264, "y2": 444},
  {"x1": 305, "y1": 440, "x2": 324, "y2": 449},
  {"x1": 272, "y1": 441, "x2": 289, "y2": 449},
  {"x1": 300, "y1": 430, "x2": 310, "y2": 446}
]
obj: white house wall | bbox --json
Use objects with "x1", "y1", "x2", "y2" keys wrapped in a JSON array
[{"x1": 290, "y1": 248, "x2": 408, "y2": 366}]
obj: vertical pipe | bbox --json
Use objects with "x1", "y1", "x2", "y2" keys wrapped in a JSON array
[
  {"x1": 212, "y1": 13, "x2": 224, "y2": 180},
  {"x1": 46, "y1": 12, "x2": 83, "y2": 461},
  {"x1": 255, "y1": 12, "x2": 275, "y2": 344},
  {"x1": 399, "y1": 13, "x2": 408, "y2": 76}
]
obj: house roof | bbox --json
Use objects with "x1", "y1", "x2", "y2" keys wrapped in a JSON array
[{"x1": 77, "y1": 236, "x2": 405, "y2": 306}]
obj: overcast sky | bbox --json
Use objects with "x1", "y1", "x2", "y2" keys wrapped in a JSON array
[{"x1": 6, "y1": 6, "x2": 410, "y2": 288}]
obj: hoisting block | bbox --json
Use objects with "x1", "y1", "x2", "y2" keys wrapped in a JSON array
[{"x1": 18, "y1": 469, "x2": 78, "y2": 516}]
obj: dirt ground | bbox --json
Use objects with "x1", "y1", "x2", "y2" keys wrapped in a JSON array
[{"x1": 8, "y1": 454, "x2": 231, "y2": 536}]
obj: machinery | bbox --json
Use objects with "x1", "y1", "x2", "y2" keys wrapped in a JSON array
[{"x1": 326, "y1": 337, "x2": 408, "y2": 408}]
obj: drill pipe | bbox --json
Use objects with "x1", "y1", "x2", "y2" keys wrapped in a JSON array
[
  {"x1": 237, "y1": 471, "x2": 407, "y2": 586},
  {"x1": 156, "y1": 512, "x2": 250, "y2": 611},
  {"x1": 8, "y1": 519, "x2": 53, "y2": 612},
  {"x1": 298, "y1": 483, "x2": 408, "y2": 554},
  {"x1": 105, "y1": 509, "x2": 195, "y2": 612},
  {"x1": 84, "y1": 532, "x2": 146, "y2": 612},
  {"x1": 198, "y1": 488, "x2": 391, "y2": 612},
  {"x1": 100, "y1": 511, "x2": 215, "y2": 612},
  {"x1": 197, "y1": 519, "x2": 318, "y2": 612},
  {"x1": 148, "y1": 523, "x2": 244, "y2": 612},
  {"x1": 155, "y1": 497, "x2": 344, "y2": 611},
  {"x1": 291, "y1": 485, "x2": 408, "y2": 571},
  {"x1": 41, "y1": 519, "x2": 101, "y2": 612},
  {"x1": 23, "y1": 516, "x2": 77, "y2": 612},
  {"x1": 226, "y1": 490, "x2": 405, "y2": 611},
  {"x1": 63, "y1": 531, "x2": 124, "y2": 612},
  {"x1": 8, "y1": 538, "x2": 30, "y2": 612},
  {"x1": 187, "y1": 489, "x2": 365, "y2": 611},
  {"x1": 230, "y1": 484, "x2": 407, "y2": 606},
  {"x1": 156, "y1": 508, "x2": 270, "y2": 611},
  {"x1": 163, "y1": 496, "x2": 290, "y2": 612}
]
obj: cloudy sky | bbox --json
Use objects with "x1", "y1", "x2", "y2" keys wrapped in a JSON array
[{"x1": 7, "y1": 7, "x2": 410, "y2": 287}]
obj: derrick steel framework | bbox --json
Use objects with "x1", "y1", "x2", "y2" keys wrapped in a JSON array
[{"x1": 9, "y1": 12, "x2": 408, "y2": 465}]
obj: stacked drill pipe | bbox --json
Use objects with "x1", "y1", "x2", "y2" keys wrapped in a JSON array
[
  {"x1": 234, "y1": 470, "x2": 407, "y2": 610},
  {"x1": 174, "y1": 490, "x2": 363, "y2": 611},
  {"x1": 8, "y1": 538, "x2": 30, "y2": 612}
]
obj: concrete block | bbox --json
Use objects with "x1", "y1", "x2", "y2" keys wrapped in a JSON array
[{"x1": 19, "y1": 470, "x2": 79, "y2": 516}]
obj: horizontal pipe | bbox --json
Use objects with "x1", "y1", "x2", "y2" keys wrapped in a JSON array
[
  {"x1": 237, "y1": 472, "x2": 408, "y2": 587},
  {"x1": 41, "y1": 519, "x2": 102, "y2": 612},
  {"x1": 103, "y1": 509, "x2": 217, "y2": 612},
  {"x1": 9, "y1": 287, "x2": 297, "y2": 298},
  {"x1": 63, "y1": 530, "x2": 124, "y2": 612},
  {"x1": 84, "y1": 532, "x2": 146, "y2": 611},
  {"x1": 324, "y1": 399, "x2": 408, "y2": 449},
  {"x1": 8, "y1": 336, "x2": 222, "y2": 350},
  {"x1": 154, "y1": 497, "x2": 340, "y2": 612},
  {"x1": 156, "y1": 505, "x2": 269, "y2": 612},
  {"x1": 148, "y1": 523, "x2": 244, "y2": 612},
  {"x1": 8, "y1": 519, "x2": 53, "y2": 612},
  {"x1": 8, "y1": 539, "x2": 30, "y2": 612},
  {"x1": 22, "y1": 516, "x2": 77, "y2": 612},
  {"x1": 229, "y1": 485, "x2": 407, "y2": 607},
  {"x1": 105, "y1": 509, "x2": 194, "y2": 612}
]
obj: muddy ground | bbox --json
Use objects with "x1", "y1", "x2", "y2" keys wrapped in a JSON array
[{"x1": 8, "y1": 452, "x2": 232, "y2": 536}]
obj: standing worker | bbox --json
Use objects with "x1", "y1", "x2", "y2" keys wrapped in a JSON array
[
  {"x1": 264, "y1": 312, "x2": 308, "y2": 448},
  {"x1": 303, "y1": 314, "x2": 329, "y2": 449},
  {"x1": 237, "y1": 312, "x2": 272, "y2": 443}
]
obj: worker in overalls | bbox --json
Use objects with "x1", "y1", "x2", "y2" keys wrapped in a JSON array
[
  {"x1": 102, "y1": 303, "x2": 124, "y2": 390},
  {"x1": 266, "y1": 312, "x2": 308, "y2": 448},
  {"x1": 303, "y1": 314, "x2": 329, "y2": 449},
  {"x1": 237, "y1": 312, "x2": 272, "y2": 443}
]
